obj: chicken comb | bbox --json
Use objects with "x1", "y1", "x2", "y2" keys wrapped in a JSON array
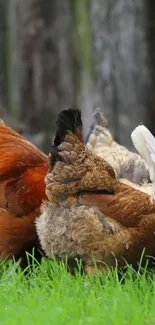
[{"x1": 49, "y1": 108, "x2": 83, "y2": 167}]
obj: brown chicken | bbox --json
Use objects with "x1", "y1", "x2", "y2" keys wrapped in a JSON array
[
  {"x1": 0, "y1": 120, "x2": 48, "y2": 264},
  {"x1": 36, "y1": 109, "x2": 155, "y2": 274}
]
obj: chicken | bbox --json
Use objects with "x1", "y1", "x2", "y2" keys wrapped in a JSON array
[
  {"x1": 119, "y1": 178, "x2": 152, "y2": 196},
  {"x1": 36, "y1": 108, "x2": 155, "y2": 274},
  {"x1": 131, "y1": 125, "x2": 155, "y2": 203},
  {"x1": 86, "y1": 108, "x2": 149, "y2": 185},
  {"x1": 0, "y1": 120, "x2": 48, "y2": 265}
]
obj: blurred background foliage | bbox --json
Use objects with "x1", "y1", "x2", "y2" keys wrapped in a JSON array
[{"x1": 0, "y1": 0, "x2": 155, "y2": 153}]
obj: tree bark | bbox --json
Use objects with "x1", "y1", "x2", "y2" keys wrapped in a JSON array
[
  {"x1": 41, "y1": 0, "x2": 74, "y2": 130},
  {"x1": 89, "y1": 0, "x2": 150, "y2": 149},
  {"x1": 15, "y1": 0, "x2": 46, "y2": 132},
  {"x1": 4, "y1": 0, "x2": 155, "y2": 152},
  {"x1": 145, "y1": 0, "x2": 155, "y2": 137},
  {"x1": 0, "y1": 0, "x2": 7, "y2": 114}
]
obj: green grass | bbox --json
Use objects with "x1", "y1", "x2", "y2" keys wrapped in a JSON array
[{"x1": 0, "y1": 259, "x2": 155, "y2": 325}]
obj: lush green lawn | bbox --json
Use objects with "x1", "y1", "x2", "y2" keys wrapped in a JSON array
[{"x1": 0, "y1": 259, "x2": 155, "y2": 325}]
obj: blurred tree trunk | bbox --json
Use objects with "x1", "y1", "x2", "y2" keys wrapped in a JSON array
[
  {"x1": 145, "y1": 0, "x2": 155, "y2": 137},
  {"x1": 71, "y1": 0, "x2": 95, "y2": 137},
  {"x1": 5, "y1": 0, "x2": 155, "y2": 152},
  {"x1": 7, "y1": 0, "x2": 21, "y2": 119},
  {"x1": 12, "y1": 0, "x2": 74, "y2": 136},
  {"x1": 16, "y1": 0, "x2": 46, "y2": 132},
  {"x1": 0, "y1": 0, "x2": 6, "y2": 114},
  {"x1": 41, "y1": 0, "x2": 74, "y2": 126},
  {"x1": 89, "y1": 0, "x2": 151, "y2": 149}
]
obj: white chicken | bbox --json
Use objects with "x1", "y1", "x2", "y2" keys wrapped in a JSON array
[{"x1": 131, "y1": 125, "x2": 155, "y2": 203}]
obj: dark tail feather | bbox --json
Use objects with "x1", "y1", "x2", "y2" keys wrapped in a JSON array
[
  {"x1": 50, "y1": 108, "x2": 83, "y2": 166},
  {"x1": 85, "y1": 108, "x2": 108, "y2": 143},
  {"x1": 54, "y1": 108, "x2": 83, "y2": 147}
]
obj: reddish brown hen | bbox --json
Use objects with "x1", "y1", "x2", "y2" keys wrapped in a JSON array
[
  {"x1": 0, "y1": 121, "x2": 48, "y2": 264},
  {"x1": 36, "y1": 109, "x2": 155, "y2": 274}
]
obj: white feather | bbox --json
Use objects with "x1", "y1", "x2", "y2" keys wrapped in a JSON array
[{"x1": 131, "y1": 125, "x2": 155, "y2": 183}]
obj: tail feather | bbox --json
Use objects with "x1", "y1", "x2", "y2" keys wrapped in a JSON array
[
  {"x1": 54, "y1": 109, "x2": 83, "y2": 147},
  {"x1": 131, "y1": 125, "x2": 155, "y2": 176},
  {"x1": 50, "y1": 108, "x2": 83, "y2": 167},
  {"x1": 93, "y1": 108, "x2": 108, "y2": 128},
  {"x1": 131, "y1": 125, "x2": 155, "y2": 203},
  {"x1": 85, "y1": 108, "x2": 108, "y2": 143}
]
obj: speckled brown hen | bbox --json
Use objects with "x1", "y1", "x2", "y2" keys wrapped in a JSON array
[{"x1": 36, "y1": 109, "x2": 155, "y2": 274}]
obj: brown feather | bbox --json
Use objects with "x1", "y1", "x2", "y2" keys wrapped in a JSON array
[
  {"x1": 36, "y1": 108, "x2": 155, "y2": 274},
  {"x1": 0, "y1": 123, "x2": 48, "y2": 263},
  {"x1": 0, "y1": 208, "x2": 39, "y2": 260},
  {"x1": 78, "y1": 182, "x2": 155, "y2": 227}
]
